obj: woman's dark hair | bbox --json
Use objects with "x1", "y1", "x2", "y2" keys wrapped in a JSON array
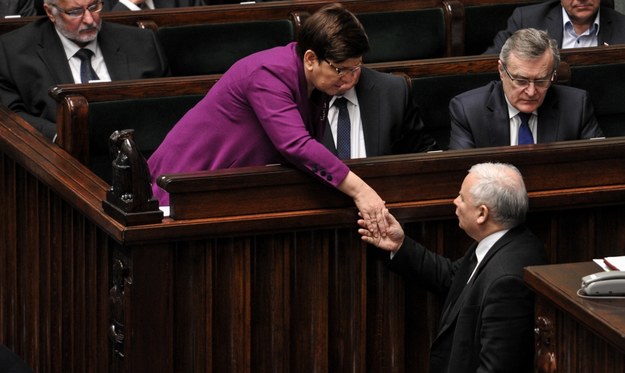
[{"x1": 296, "y1": 3, "x2": 369, "y2": 62}]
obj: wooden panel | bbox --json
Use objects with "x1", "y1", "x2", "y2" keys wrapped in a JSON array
[
  {"x1": 5, "y1": 102, "x2": 625, "y2": 372},
  {"x1": 525, "y1": 262, "x2": 625, "y2": 373}
]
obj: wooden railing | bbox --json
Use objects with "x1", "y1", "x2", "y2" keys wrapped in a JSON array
[{"x1": 2, "y1": 104, "x2": 625, "y2": 371}]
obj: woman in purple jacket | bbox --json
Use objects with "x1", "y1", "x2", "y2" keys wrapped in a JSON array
[{"x1": 148, "y1": 3, "x2": 388, "y2": 236}]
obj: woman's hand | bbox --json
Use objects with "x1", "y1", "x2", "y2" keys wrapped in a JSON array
[{"x1": 338, "y1": 171, "x2": 387, "y2": 238}]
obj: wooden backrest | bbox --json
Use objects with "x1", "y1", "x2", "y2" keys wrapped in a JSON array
[
  {"x1": 460, "y1": 0, "x2": 543, "y2": 55},
  {"x1": 157, "y1": 16, "x2": 301, "y2": 75},
  {"x1": 50, "y1": 75, "x2": 220, "y2": 182},
  {"x1": 50, "y1": 45, "x2": 625, "y2": 181},
  {"x1": 357, "y1": 7, "x2": 450, "y2": 62}
]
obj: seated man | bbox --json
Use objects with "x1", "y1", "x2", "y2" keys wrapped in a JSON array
[
  {"x1": 0, "y1": 0, "x2": 170, "y2": 140},
  {"x1": 449, "y1": 28, "x2": 603, "y2": 150},
  {"x1": 104, "y1": 0, "x2": 205, "y2": 11},
  {"x1": 358, "y1": 162, "x2": 547, "y2": 373},
  {"x1": 322, "y1": 67, "x2": 438, "y2": 158},
  {"x1": 484, "y1": 0, "x2": 625, "y2": 54}
]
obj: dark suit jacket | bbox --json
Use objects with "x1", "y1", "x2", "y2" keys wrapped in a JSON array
[
  {"x1": 389, "y1": 225, "x2": 547, "y2": 373},
  {"x1": 107, "y1": 0, "x2": 205, "y2": 11},
  {"x1": 448, "y1": 80, "x2": 603, "y2": 149},
  {"x1": 484, "y1": 0, "x2": 625, "y2": 54},
  {"x1": 0, "y1": 0, "x2": 36, "y2": 17},
  {"x1": 0, "y1": 345, "x2": 33, "y2": 373},
  {"x1": 321, "y1": 67, "x2": 438, "y2": 157},
  {"x1": 0, "y1": 18, "x2": 170, "y2": 139}
]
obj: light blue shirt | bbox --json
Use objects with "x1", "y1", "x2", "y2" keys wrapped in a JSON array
[{"x1": 562, "y1": 7, "x2": 600, "y2": 48}]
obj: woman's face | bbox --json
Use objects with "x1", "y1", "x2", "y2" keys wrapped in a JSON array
[{"x1": 304, "y1": 50, "x2": 362, "y2": 96}]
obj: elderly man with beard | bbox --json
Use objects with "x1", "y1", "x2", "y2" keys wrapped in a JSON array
[{"x1": 0, "y1": 0, "x2": 169, "y2": 140}]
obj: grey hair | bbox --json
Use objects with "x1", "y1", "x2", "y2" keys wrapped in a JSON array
[
  {"x1": 499, "y1": 28, "x2": 560, "y2": 71},
  {"x1": 468, "y1": 162, "x2": 528, "y2": 229}
]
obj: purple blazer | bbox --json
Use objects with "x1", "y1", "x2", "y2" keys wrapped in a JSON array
[{"x1": 148, "y1": 42, "x2": 349, "y2": 205}]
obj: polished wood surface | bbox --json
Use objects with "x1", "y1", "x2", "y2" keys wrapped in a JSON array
[
  {"x1": 4, "y1": 102, "x2": 625, "y2": 371},
  {"x1": 525, "y1": 262, "x2": 625, "y2": 372}
]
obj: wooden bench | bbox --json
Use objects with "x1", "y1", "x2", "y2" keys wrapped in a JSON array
[
  {"x1": 458, "y1": 0, "x2": 543, "y2": 55},
  {"x1": 0, "y1": 0, "x2": 462, "y2": 64},
  {"x1": 49, "y1": 45, "x2": 625, "y2": 183},
  {"x1": 50, "y1": 75, "x2": 221, "y2": 182},
  {"x1": 370, "y1": 45, "x2": 625, "y2": 149}
]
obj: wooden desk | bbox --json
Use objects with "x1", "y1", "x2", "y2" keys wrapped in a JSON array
[{"x1": 524, "y1": 262, "x2": 625, "y2": 373}]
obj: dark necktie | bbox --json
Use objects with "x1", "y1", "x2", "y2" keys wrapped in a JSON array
[
  {"x1": 518, "y1": 112, "x2": 534, "y2": 145},
  {"x1": 334, "y1": 97, "x2": 351, "y2": 159},
  {"x1": 75, "y1": 48, "x2": 100, "y2": 84},
  {"x1": 440, "y1": 250, "x2": 478, "y2": 323}
]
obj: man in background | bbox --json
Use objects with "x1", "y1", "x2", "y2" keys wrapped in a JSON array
[
  {"x1": 484, "y1": 0, "x2": 625, "y2": 54},
  {"x1": 0, "y1": 0, "x2": 169, "y2": 139},
  {"x1": 322, "y1": 67, "x2": 438, "y2": 159},
  {"x1": 449, "y1": 28, "x2": 603, "y2": 149}
]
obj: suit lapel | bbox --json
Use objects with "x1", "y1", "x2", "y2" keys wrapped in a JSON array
[
  {"x1": 536, "y1": 89, "x2": 559, "y2": 143},
  {"x1": 598, "y1": 10, "x2": 613, "y2": 46},
  {"x1": 98, "y1": 24, "x2": 129, "y2": 81},
  {"x1": 545, "y1": 6, "x2": 564, "y2": 48},
  {"x1": 485, "y1": 82, "x2": 512, "y2": 147},
  {"x1": 355, "y1": 69, "x2": 380, "y2": 156},
  {"x1": 437, "y1": 243, "x2": 478, "y2": 334},
  {"x1": 435, "y1": 228, "x2": 521, "y2": 339},
  {"x1": 38, "y1": 22, "x2": 74, "y2": 84}
]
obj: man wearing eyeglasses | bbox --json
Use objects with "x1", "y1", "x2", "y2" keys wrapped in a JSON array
[
  {"x1": 321, "y1": 62, "x2": 439, "y2": 159},
  {"x1": 484, "y1": 0, "x2": 625, "y2": 54},
  {"x1": 0, "y1": 0, "x2": 169, "y2": 140},
  {"x1": 448, "y1": 28, "x2": 603, "y2": 150}
]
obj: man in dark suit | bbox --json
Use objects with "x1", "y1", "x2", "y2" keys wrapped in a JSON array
[
  {"x1": 322, "y1": 67, "x2": 438, "y2": 158},
  {"x1": 449, "y1": 28, "x2": 603, "y2": 150},
  {"x1": 0, "y1": 0, "x2": 36, "y2": 17},
  {"x1": 484, "y1": 0, "x2": 625, "y2": 54},
  {"x1": 104, "y1": 0, "x2": 204, "y2": 11},
  {"x1": 0, "y1": 0, "x2": 170, "y2": 140},
  {"x1": 358, "y1": 162, "x2": 547, "y2": 373}
]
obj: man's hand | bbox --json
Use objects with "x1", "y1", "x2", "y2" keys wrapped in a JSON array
[{"x1": 357, "y1": 208, "x2": 404, "y2": 252}]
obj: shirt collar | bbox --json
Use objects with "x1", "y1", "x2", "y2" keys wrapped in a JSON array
[
  {"x1": 475, "y1": 229, "x2": 510, "y2": 264},
  {"x1": 562, "y1": 7, "x2": 600, "y2": 36},
  {"x1": 55, "y1": 28, "x2": 99, "y2": 61},
  {"x1": 330, "y1": 87, "x2": 358, "y2": 107},
  {"x1": 503, "y1": 94, "x2": 536, "y2": 120}
]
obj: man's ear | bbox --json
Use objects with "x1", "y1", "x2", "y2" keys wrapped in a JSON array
[
  {"x1": 497, "y1": 60, "x2": 504, "y2": 81},
  {"x1": 477, "y1": 204, "x2": 489, "y2": 225},
  {"x1": 43, "y1": 3, "x2": 56, "y2": 23},
  {"x1": 303, "y1": 50, "x2": 318, "y2": 71}
]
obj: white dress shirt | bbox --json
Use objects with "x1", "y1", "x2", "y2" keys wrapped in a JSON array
[
  {"x1": 56, "y1": 30, "x2": 112, "y2": 83},
  {"x1": 505, "y1": 97, "x2": 537, "y2": 145},
  {"x1": 328, "y1": 87, "x2": 366, "y2": 159},
  {"x1": 561, "y1": 7, "x2": 600, "y2": 48}
]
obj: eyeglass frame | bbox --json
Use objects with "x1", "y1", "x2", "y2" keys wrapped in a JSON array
[
  {"x1": 49, "y1": 0, "x2": 103, "y2": 18},
  {"x1": 323, "y1": 59, "x2": 363, "y2": 77},
  {"x1": 500, "y1": 63, "x2": 556, "y2": 89}
]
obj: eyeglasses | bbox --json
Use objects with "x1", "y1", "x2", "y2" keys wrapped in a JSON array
[
  {"x1": 501, "y1": 63, "x2": 556, "y2": 89},
  {"x1": 324, "y1": 59, "x2": 362, "y2": 77},
  {"x1": 49, "y1": 0, "x2": 103, "y2": 18}
]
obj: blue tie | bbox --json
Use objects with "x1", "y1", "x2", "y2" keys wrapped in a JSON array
[
  {"x1": 75, "y1": 48, "x2": 100, "y2": 83},
  {"x1": 334, "y1": 97, "x2": 351, "y2": 159},
  {"x1": 518, "y1": 112, "x2": 534, "y2": 145}
]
